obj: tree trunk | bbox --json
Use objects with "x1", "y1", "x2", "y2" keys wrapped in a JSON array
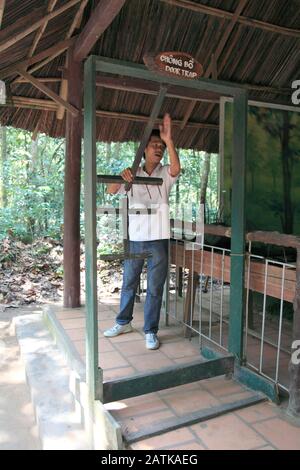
[
  {"x1": 200, "y1": 152, "x2": 211, "y2": 223},
  {"x1": 281, "y1": 112, "x2": 293, "y2": 234},
  {"x1": 0, "y1": 126, "x2": 7, "y2": 208}
]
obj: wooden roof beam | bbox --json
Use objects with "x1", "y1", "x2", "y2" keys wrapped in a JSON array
[
  {"x1": 27, "y1": 0, "x2": 59, "y2": 59},
  {"x1": 96, "y1": 76, "x2": 219, "y2": 103},
  {"x1": 12, "y1": 75, "x2": 292, "y2": 97},
  {"x1": 0, "y1": 0, "x2": 81, "y2": 54},
  {"x1": 73, "y1": 0, "x2": 126, "y2": 62},
  {"x1": 15, "y1": 68, "x2": 79, "y2": 117},
  {"x1": 0, "y1": 36, "x2": 76, "y2": 79},
  {"x1": 0, "y1": 0, "x2": 5, "y2": 28},
  {"x1": 57, "y1": 0, "x2": 89, "y2": 120},
  {"x1": 14, "y1": 77, "x2": 62, "y2": 84},
  {"x1": 95, "y1": 109, "x2": 219, "y2": 130},
  {"x1": 3, "y1": 96, "x2": 219, "y2": 130},
  {"x1": 160, "y1": 0, "x2": 300, "y2": 39},
  {"x1": 181, "y1": 0, "x2": 249, "y2": 129}
]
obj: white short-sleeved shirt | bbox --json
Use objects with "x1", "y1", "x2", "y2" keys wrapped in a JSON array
[{"x1": 117, "y1": 163, "x2": 179, "y2": 241}]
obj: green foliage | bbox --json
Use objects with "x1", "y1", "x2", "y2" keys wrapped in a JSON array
[
  {"x1": 0, "y1": 129, "x2": 219, "y2": 244},
  {"x1": 0, "y1": 127, "x2": 65, "y2": 241}
]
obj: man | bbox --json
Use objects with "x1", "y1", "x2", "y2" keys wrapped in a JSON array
[{"x1": 104, "y1": 113, "x2": 180, "y2": 350}]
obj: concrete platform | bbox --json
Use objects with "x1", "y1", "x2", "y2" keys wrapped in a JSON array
[{"x1": 40, "y1": 299, "x2": 300, "y2": 450}]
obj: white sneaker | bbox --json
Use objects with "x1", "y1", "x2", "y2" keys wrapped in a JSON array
[
  {"x1": 104, "y1": 323, "x2": 133, "y2": 337},
  {"x1": 145, "y1": 332, "x2": 160, "y2": 350}
]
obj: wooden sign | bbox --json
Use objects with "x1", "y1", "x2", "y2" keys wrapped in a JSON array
[{"x1": 143, "y1": 52, "x2": 203, "y2": 80}]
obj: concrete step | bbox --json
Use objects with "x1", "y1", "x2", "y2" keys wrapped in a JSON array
[{"x1": 14, "y1": 314, "x2": 90, "y2": 450}]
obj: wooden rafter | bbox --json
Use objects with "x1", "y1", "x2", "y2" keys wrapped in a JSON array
[
  {"x1": 5, "y1": 95, "x2": 219, "y2": 130},
  {"x1": 14, "y1": 77, "x2": 62, "y2": 84},
  {"x1": 95, "y1": 110, "x2": 219, "y2": 130},
  {"x1": 15, "y1": 68, "x2": 79, "y2": 117},
  {"x1": 73, "y1": 0, "x2": 126, "y2": 62},
  {"x1": 12, "y1": 75, "x2": 292, "y2": 97},
  {"x1": 0, "y1": 0, "x2": 81, "y2": 54},
  {"x1": 181, "y1": 0, "x2": 249, "y2": 129},
  {"x1": 160, "y1": 0, "x2": 300, "y2": 39},
  {"x1": 0, "y1": 37, "x2": 76, "y2": 79},
  {"x1": 57, "y1": 0, "x2": 89, "y2": 120},
  {"x1": 96, "y1": 76, "x2": 219, "y2": 103},
  {"x1": 27, "y1": 0, "x2": 59, "y2": 59},
  {"x1": 0, "y1": 0, "x2": 5, "y2": 28}
]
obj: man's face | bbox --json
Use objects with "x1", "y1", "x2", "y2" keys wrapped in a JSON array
[{"x1": 144, "y1": 136, "x2": 166, "y2": 163}]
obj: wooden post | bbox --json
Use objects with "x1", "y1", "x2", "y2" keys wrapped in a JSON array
[
  {"x1": 63, "y1": 47, "x2": 82, "y2": 308},
  {"x1": 288, "y1": 248, "x2": 300, "y2": 417}
]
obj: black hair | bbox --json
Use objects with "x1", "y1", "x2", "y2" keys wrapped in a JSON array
[
  {"x1": 148, "y1": 129, "x2": 161, "y2": 140},
  {"x1": 142, "y1": 129, "x2": 165, "y2": 159}
]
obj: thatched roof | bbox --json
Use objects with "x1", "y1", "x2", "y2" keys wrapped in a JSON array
[{"x1": 0, "y1": 0, "x2": 299, "y2": 151}]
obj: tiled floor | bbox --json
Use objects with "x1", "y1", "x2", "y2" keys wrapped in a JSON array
[{"x1": 51, "y1": 298, "x2": 300, "y2": 450}]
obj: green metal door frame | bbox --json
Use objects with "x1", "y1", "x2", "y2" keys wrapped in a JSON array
[{"x1": 83, "y1": 55, "x2": 248, "y2": 400}]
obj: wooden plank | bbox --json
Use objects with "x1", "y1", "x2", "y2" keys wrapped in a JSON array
[
  {"x1": 170, "y1": 244, "x2": 296, "y2": 302},
  {"x1": 16, "y1": 68, "x2": 79, "y2": 117},
  {"x1": 247, "y1": 231, "x2": 300, "y2": 249},
  {"x1": 123, "y1": 393, "x2": 266, "y2": 444},
  {"x1": 180, "y1": 0, "x2": 248, "y2": 129},
  {"x1": 73, "y1": 0, "x2": 126, "y2": 62},
  {"x1": 103, "y1": 356, "x2": 235, "y2": 403},
  {"x1": 160, "y1": 0, "x2": 300, "y2": 38},
  {"x1": 0, "y1": 0, "x2": 5, "y2": 28},
  {"x1": 0, "y1": 0, "x2": 81, "y2": 54},
  {"x1": 0, "y1": 37, "x2": 76, "y2": 79}
]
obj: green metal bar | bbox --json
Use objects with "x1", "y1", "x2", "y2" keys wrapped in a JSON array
[
  {"x1": 125, "y1": 85, "x2": 168, "y2": 191},
  {"x1": 94, "y1": 56, "x2": 245, "y2": 97},
  {"x1": 234, "y1": 365, "x2": 280, "y2": 404},
  {"x1": 163, "y1": 239, "x2": 171, "y2": 325},
  {"x1": 228, "y1": 90, "x2": 248, "y2": 361},
  {"x1": 84, "y1": 56, "x2": 102, "y2": 401},
  {"x1": 102, "y1": 356, "x2": 235, "y2": 403},
  {"x1": 97, "y1": 175, "x2": 163, "y2": 185},
  {"x1": 100, "y1": 252, "x2": 150, "y2": 261},
  {"x1": 123, "y1": 393, "x2": 266, "y2": 445}
]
